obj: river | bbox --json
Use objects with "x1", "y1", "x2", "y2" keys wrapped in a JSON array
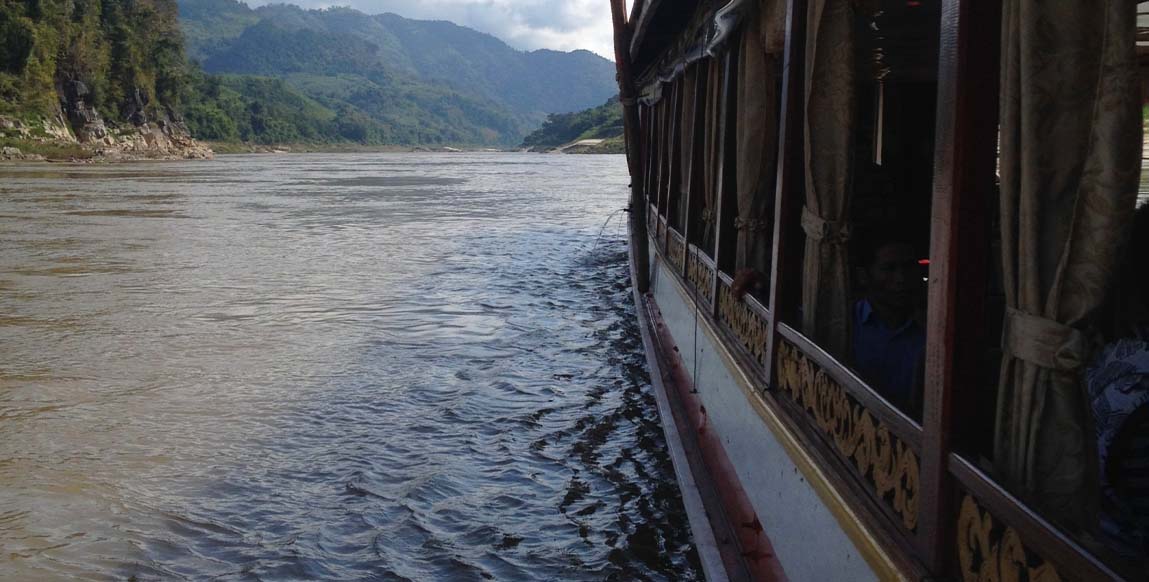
[{"x1": 0, "y1": 153, "x2": 702, "y2": 581}]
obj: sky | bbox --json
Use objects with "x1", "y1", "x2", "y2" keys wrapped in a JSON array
[{"x1": 243, "y1": 0, "x2": 626, "y2": 60}]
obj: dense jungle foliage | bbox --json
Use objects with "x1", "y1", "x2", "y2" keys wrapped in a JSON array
[
  {"x1": 520, "y1": 96, "x2": 623, "y2": 148},
  {"x1": 0, "y1": 0, "x2": 185, "y2": 122},
  {"x1": 0, "y1": 0, "x2": 617, "y2": 147}
]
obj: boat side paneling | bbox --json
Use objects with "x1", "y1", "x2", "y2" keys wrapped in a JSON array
[{"x1": 648, "y1": 252, "x2": 891, "y2": 581}]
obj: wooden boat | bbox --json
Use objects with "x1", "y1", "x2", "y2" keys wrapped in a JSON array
[{"x1": 609, "y1": 0, "x2": 1147, "y2": 580}]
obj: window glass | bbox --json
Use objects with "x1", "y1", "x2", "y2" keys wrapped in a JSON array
[
  {"x1": 781, "y1": 0, "x2": 941, "y2": 421},
  {"x1": 951, "y1": 2, "x2": 1148, "y2": 574}
]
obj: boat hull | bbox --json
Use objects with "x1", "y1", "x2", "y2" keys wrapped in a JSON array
[{"x1": 630, "y1": 229, "x2": 902, "y2": 581}]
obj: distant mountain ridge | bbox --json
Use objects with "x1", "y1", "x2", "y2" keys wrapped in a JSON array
[{"x1": 178, "y1": 0, "x2": 618, "y2": 119}]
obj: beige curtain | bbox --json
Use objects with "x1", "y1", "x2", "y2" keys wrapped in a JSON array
[
  {"x1": 660, "y1": 95, "x2": 673, "y2": 216},
  {"x1": 667, "y1": 79, "x2": 683, "y2": 227},
  {"x1": 995, "y1": 0, "x2": 1140, "y2": 527},
  {"x1": 678, "y1": 67, "x2": 699, "y2": 231},
  {"x1": 654, "y1": 99, "x2": 666, "y2": 215},
  {"x1": 701, "y1": 61, "x2": 725, "y2": 251},
  {"x1": 733, "y1": 0, "x2": 787, "y2": 274},
  {"x1": 801, "y1": 0, "x2": 856, "y2": 357}
]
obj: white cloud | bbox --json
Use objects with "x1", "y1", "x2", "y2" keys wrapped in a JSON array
[{"x1": 243, "y1": 0, "x2": 625, "y2": 59}]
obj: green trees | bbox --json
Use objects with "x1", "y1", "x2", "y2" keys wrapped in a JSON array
[
  {"x1": 0, "y1": 0, "x2": 193, "y2": 123},
  {"x1": 520, "y1": 96, "x2": 623, "y2": 148}
]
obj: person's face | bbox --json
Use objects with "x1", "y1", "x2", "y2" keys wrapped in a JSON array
[{"x1": 866, "y1": 243, "x2": 918, "y2": 312}]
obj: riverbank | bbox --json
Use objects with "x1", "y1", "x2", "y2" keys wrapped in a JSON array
[{"x1": 0, "y1": 115, "x2": 212, "y2": 162}]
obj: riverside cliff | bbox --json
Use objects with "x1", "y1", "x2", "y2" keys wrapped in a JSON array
[{"x1": 0, "y1": 0, "x2": 211, "y2": 160}]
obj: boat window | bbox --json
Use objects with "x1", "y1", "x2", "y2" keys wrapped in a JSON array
[
  {"x1": 719, "y1": 2, "x2": 787, "y2": 302},
  {"x1": 686, "y1": 60, "x2": 718, "y2": 257},
  {"x1": 948, "y1": 1, "x2": 1148, "y2": 573},
  {"x1": 667, "y1": 76, "x2": 686, "y2": 233},
  {"x1": 657, "y1": 96, "x2": 672, "y2": 221},
  {"x1": 782, "y1": 0, "x2": 940, "y2": 421},
  {"x1": 695, "y1": 58, "x2": 727, "y2": 259}
]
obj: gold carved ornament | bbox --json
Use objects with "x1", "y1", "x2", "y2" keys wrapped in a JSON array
[
  {"x1": 667, "y1": 233, "x2": 685, "y2": 271},
  {"x1": 717, "y1": 282, "x2": 769, "y2": 366},
  {"x1": 775, "y1": 341, "x2": 920, "y2": 531},
  {"x1": 686, "y1": 251, "x2": 715, "y2": 304},
  {"x1": 957, "y1": 495, "x2": 1063, "y2": 582}
]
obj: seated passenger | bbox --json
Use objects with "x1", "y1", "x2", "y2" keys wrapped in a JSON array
[
  {"x1": 852, "y1": 235, "x2": 925, "y2": 418},
  {"x1": 1087, "y1": 203, "x2": 1149, "y2": 557}
]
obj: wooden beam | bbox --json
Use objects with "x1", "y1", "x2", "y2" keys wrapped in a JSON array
[
  {"x1": 764, "y1": 0, "x2": 808, "y2": 383},
  {"x1": 710, "y1": 49, "x2": 737, "y2": 316},
  {"x1": 918, "y1": 0, "x2": 1001, "y2": 572},
  {"x1": 610, "y1": 0, "x2": 651, "y2": 292},
  {"x1": 663, "y1": 79, "x2": 682, "y2": 240},
  {"x1": 682, "y1": 66, "x2": 703, "y2": 262}
]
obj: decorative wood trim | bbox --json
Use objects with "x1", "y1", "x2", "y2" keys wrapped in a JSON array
[
  {"x1": 775, "y1": 339, "x2": 921, "y2": 534},
  {"x1": 667, "y1": 226, "x2": 686, "y2": 274},
  {"x1": 949, "y1": 455, "x2": 1123, "y2": 581},
  {"x1": 686, "y1": 244, "x2": 716, "y2": 307},
  {"x1": 777, "y1": 323, "x2": 922, "y2": 448},
  {"x1": 956, "y1": 494, "x2": 1063, "y2": 582},
  {"x1": 716, "y1": 277, "x2": 771, "y2": 369}
]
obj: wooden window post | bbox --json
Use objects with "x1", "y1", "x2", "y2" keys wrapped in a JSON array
[
  {"x1": 918, "y1": 0, "x2": 1001, "y2": 571},
  {"x1": 764, "y1": 0, "x2": 808, "y2": 382}
]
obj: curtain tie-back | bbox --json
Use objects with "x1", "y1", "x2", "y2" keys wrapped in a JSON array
[
  {"x1": 800, "y1": 205, "x2": 850, "y2": 245},
  {"x1": 1002, "y1": 307, "x2": 1087, "y2": 372},
  {"x1": 700, "y1": 207, "x2": 716, "y2": 224},
  {"x1": 734, "y1": 217, "x2": 770, "y2": 232}
]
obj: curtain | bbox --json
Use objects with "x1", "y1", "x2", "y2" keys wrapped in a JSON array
[
  {"x1": 733, "y1": 0, "x2": 787, "y2": 274},
  {"x1": 995, "y1": 0, "x2": 1140, "y2": 527},
  {"x1": 801, "y1": 0, "x2": 856, "y2": 358},
  {"x1": 701, "y1": 60, "x2": 725, "y2": 252},
  {"x1": 678, "y1": 67, "x2": 699, "y2": 232},
  {"x1": 667, "y1": 79, "x2": 683, "y2": 228},
  {"x1": 659, "y1": 95, "x2": 673, "y2": 216}
]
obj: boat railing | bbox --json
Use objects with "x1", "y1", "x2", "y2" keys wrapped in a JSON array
[{"x1": 647, "y1": 221, "x2": 1132, "y2": 580}]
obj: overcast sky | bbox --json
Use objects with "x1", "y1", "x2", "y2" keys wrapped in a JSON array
[{"x1": 243, "y1": 0, "x2": 626, "y2": 60}]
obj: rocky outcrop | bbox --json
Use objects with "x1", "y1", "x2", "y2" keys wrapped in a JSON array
[
  {"x1": 0, "y1": 84, "x2": 213, "y2": 162},
  {"x1": 62, "y1": 80, "x2": 109, "y2": 143},
  {"x1": 0, "y1": 146, "x2": 46, "y2": 161}
]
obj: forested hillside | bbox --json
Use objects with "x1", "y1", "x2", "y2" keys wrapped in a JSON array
[
  {"x1": 0, "y1": 0, "x2": 208, "y2": 158},
  {"x1": 0, "y1": 0, "x2": 183, "y2": 120},
  {"x1": 179, "y1": 0, "x2": 617, "y2": 118},
  {"x1": 0, "y1": 0, "x2": 619, "y2": 154},
  {"x1": 521, "y1": 97, "x2": 623, "y2": 151}
]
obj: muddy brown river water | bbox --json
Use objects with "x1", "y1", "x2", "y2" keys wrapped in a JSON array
[{"x1": 0, "y1": 153, "x2": 701, "y2": 581}]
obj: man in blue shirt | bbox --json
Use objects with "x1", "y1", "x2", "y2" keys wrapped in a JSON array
[{"x1": 852, "y1": 237, "x2": 925, "y2": 419}]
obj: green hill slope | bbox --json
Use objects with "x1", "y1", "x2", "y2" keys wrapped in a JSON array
[
  {"x1": 521, "y1": 97, "x2": 623, "y2": 151},
  {"x1": 178, "y1": 0, "x2": 618, "y2": 118},
  {"x1": 0, "y1": 0, "x2": 210, "y2": 158}
]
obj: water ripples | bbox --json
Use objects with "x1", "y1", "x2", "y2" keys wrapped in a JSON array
[{"x1": 0, "y1": 153, "x2": 700, "y2": 581}]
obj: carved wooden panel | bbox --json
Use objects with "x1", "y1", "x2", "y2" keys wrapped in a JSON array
[
  {"x1": 775, "y1": 340, "x2": 920, "y2": 532},
  {"x1": 685, "y1": 249, "x2": 715, "y2": 305},
  {"x1": 717, "y1": 279, "x2": 769, "y2": 367},
  {"x1": 956, "y1": 494, "x2": 1063, "y2": 582},
  {"x1": 667, "y1": 230, "x2": 686, "y2": 272}
]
